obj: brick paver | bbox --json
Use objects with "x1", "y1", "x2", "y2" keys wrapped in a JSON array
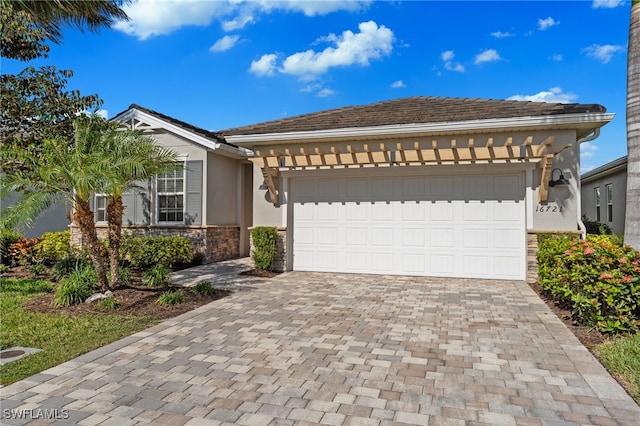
[{"x1": 1, "y1": 258, "x2": 638, "y2": 425}]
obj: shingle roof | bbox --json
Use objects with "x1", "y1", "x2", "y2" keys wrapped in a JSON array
[
  {"x1": 219, "y1": 96, "x2": 606, "y2": 136},
  {"x1": 115, "y1": 104, "x2": 235, "y2": 147}
]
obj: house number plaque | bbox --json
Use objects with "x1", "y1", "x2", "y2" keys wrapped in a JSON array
[{"x1": 535, "y1": 205, "x2": 563, "y2": 213}]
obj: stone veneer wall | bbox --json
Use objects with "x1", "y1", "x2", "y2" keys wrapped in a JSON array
[
  {"x1": 70, "y1": 225, "x2": 240, "y2": 263},
  {"x1": 248, "y1": 227, "x2": 287, "y2": 272},
  {"x1": 527, "y1": 233, "x2": 539, "y2": 286}
]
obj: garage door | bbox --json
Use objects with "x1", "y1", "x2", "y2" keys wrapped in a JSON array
[{"x1": 291, "y1": 173, "x2": 526, "y2": 280}]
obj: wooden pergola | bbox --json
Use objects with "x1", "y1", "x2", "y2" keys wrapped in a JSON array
[{"x1": 250, "y1": 136, "x2": 569, "y2": 206}]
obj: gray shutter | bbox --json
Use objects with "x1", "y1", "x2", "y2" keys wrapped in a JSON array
[
  {"x1": 122, "y1": 179, "x2": 151, "y2": 225},
  {"x1": 121, "y1": 190, "x2": 137, "y2": 226},
  {"x1": 185, "y1": 160, "x2": 202, "y2": 225}
]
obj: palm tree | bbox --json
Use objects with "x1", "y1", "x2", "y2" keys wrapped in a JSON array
[
  {"x1": 101, "y1": 127, "x2": 179, "y2": 286},
  {"x1": 625, "y1": 1, "x2": 640, "y2": 249},
  {"x1": 1, "y1": 116, "x2": 113, "y2": 290},
  {"x1": 10, "y1": 0, "x2": 129, "y2": 43}
]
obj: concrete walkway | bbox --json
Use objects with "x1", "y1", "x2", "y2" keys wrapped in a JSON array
[{"x1": 1, "y1": 258, "x2": 639, "y2": 425}]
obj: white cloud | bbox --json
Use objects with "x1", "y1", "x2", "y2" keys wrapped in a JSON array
[
  {"x1": 390, "y1": 80, "x2": 406, "y2": 88},
  {"x1": 474, "y1": 49, "x2": 501, "y2": 64},
  {"x1": 210, "y1": 35, "x2": 240, "y2": 52},
  {"x1": 276, "y1": 21, "x2": 394, "y2": 76},
  {"x1": 580, "y1": 142, "x2": 599, "y2": 160},
  {"x1": 115, "y1": 0, "x2": 371, "y2": 39},
  {"x1": 317, "y1": 88, "x2": 335, "y2": 98},
  {"x1": 249, "y1": 53, "x2": 278, "y2": 76},
  {"x1": 592, "y1": 0, "x2": 624, "y2": 8},
  {"x1": 507, "y1": 87, "x2": 577, "y2": 103},
  {"x1": 538, "y1": 17, "x2": 559, "y2": 31},
  {"x1": 441, "y1": 50, "x2": 465, "y2": 72},
  {"x1": 550, "y1": 53, "x2": 563, "y2": 61},
  {"x1": 491, "y1": 31, "x2": 514, "y2": 38},
  {"x1": 96, "y1": 109, "x2": 109, "y2": 119},
  {"x1": 582, "y1": 44, "x2": 624, "y2": 63}
]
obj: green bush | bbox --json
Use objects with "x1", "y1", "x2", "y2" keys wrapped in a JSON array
[
  {"x1": 251, "y1": 226, "x2": 278, "y2": 271},
  {"x1": 27, "y1": 264, "x2": 46, "y2": 277},
  {"x1": 53, "y1": 267, "x2": 98, "y2": 307},
  {"x1": 537, "y1": 234, "x2": 640, "y2": 333},
  {"x1": 35, "y1": 231, "x2": 75, "y2": 264},
  {"x1": 157, "y1": 291, "x2": 184, "y2": 306},
  {"x1": 0, "y1": 231, "x2": 20, "y2": 265},
  {"x1": 98, "y1": 297, "x2": 120, "y2": 310},
  {"x1": 582, "y1": 214, "x2": 612, "y2": 235},
  {"x1": 193, "y1": 281, "x2": 214, "y2": 296},
  {"x1": 120, "y1": 234, "x2": 193, "y2": 269},
  {"x1": 143, "y1": 264, "x2": 172, "y2": 290},
  {"x1": 51, "y1": 254, "x2": 91, "y2": 281}
]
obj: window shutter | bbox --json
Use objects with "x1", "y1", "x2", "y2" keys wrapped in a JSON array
[{"x1": 185, "y1": 160, "x2": 203, "y2": 225}]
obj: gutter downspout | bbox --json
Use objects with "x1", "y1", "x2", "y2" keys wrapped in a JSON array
[{"x1": 576, "y1": 128, "x2": 601, "y2": 239}]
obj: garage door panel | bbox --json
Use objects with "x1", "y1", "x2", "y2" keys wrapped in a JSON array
[{"x1": 292, "y1": 173, "x2": 525, "y2": 280}]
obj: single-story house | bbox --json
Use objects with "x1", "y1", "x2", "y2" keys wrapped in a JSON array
[
  {"x1": 70, "y1": 104, "x2": 254, "y2": 262},
  {"x1": 220, "y1": 96, "x2": 613, "y2": 281},
  {"x1": 580, "y1": 156, "x2": 627, "y2": 235}
]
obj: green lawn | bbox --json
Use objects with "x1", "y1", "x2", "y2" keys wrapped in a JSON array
[
  {"x1": 0, "y1": 277, "x2": 159, "y2": 386},
  {"x1": 594, "y1": 333, "x2": 640, "y2": 403}
]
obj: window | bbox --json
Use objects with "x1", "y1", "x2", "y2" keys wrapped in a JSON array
[
  {"x1": 95, "y1": 195, "x2": 107, "y2": 223},
  {"x1": 606, "y1": 184, "x2": 613, "y2": 222},
  {"x1": 594, "y1": 187, "x2": 601, "y2": 222},
  {"x1": 157, "y1": 167, "x2": 184, "y2": 223}
]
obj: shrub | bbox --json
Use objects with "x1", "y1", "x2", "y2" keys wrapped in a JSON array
[
  {"x1": 251, "y1": 226, "x2": 278, "y2": 271},
  {"x1": 157, "y1": 291, "x2": 184, "y2": 306},
  {"x1": 53, "y1": 267, "x2": 98, "y2": 307},
  {"x1": 35, "y1": 231, "x2": 75, "y2": 265},
  {"x1": 51, "y1": 254, "x2": 91, "y2": 281},
  {"x1": 27, "y1": 264, "x2": 46, "y2": 277},
  {"x1": 0, "y1": 231, "x2": 20, "y2": 265},
  {"x1": 7, "y1": 237, "x2": 41, "y2": 266},
  {"x1": 98, "y1": 297, "x2": 120, "y2": 310},
  {"x1": 143, "y1": 264, "x2": 172, "y2": 290},
  {"x1": 582, "y1": 215, "x2": 612, "y2": 235},
  {"x1": 0, "y1": 264, "x2": 9, "y2": 274},
  {"x1": 537, "y1": 234, "x2": 640, "y2": 333},
  {"x1": 193, "y1": 281, "x2": 214, "y2": 296},
  {"x1": 120, "y1": 234, "x2": 193, "y2": 269}
]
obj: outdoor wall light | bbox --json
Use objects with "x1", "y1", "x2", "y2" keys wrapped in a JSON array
[
  {"x1": 259, "y1": 180, "x2": 268, "y2": 190},
  {"x1": 549, "y1": 168, "x2": 569, "y2": 187}
]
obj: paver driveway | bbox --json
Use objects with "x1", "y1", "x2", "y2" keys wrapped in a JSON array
[{"x1": 1, "y1": 265, "x2": 639, "y2": 425}]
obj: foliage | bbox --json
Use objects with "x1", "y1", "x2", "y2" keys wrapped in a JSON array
[
  {"x1": 251, "y1": 226, "x2": 278, "y2": 271},
  {"x1": 583, "y1": 215, "x2": 613, "y2": 236},
  {"x1": 0, "y1": 276, "x2": 157, "y2": 386},
  {"x1": 156, "y1": 291, "x2": 184, "y2": 306},
  {"x1": 7, "y1": 237, "x2": 41, "y2": 266},
  {"x1": 0, "y1": 264, "x2": 9, "y2": 274},
  {"x1": 53, "y1": 266, "x2": 97, "y2": 307},
  {"x1": 595, "y1": 333, "x2": 640, "y2": 403},
  {"x1": 193, "y1": 281, "x2": 214, "y2": 296},
  {"x1": 121, "y1": 234, "x2": 193, "y2": 269},
  {"x1": 98, "y1": 297, "x2": 120, "y2": 310},
  {"x1": 51, "y1": 253, "x2": 91, "y2": 281},
  {"x1": 537, "y1": 234, "x2": 640, "y2": 333},
  {"x1": 27, "y1": 264, "x2": 47, "y2": 278},
  {"x1": 143, "y1": 264, "x2": 172, "y2": 290},
  {"x1": 0, "y1": 230, "x2": 20, "y2": 265},
  {"x1": 35, "y1": 230, "x2": 75, "y2": 265}
]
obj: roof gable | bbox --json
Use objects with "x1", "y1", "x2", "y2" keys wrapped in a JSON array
[{"x1": 219, "y1": 96, "x2": 607, "y2": 137}]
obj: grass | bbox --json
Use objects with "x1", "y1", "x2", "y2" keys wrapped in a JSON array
[
  {"x1": 594, "y1": 333, "x2": 640, "y2": 403},
  {"x1": 0, "y1": 277, "x2": 159, "y2": 386}
]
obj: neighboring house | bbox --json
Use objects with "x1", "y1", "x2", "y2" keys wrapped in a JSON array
[
  {"x1": 1, "y1": 192, "x2": 71, "y2": 238},
  {"x1": 70, "y1": 104, "x2": 254, "y2": 262},
  {"x1": 580, "y1": 156, "x2": 627, "y2": 235},
  {"x1": 220, "y1": 96, "x2": 613, "y2": 281}
]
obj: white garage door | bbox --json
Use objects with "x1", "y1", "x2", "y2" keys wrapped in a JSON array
[{"x1": 292, "y1": 173, "x2": 526, "y2": 280}]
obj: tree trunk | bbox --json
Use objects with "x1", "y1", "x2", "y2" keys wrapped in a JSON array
[
  {"x1": 106, "y1": 196, "x2": 124, "y2": 288},
  {"x1": 626, "y1": 1, "x2": 640, "y2": 249},
  {"x1": 73, "y1": 199, "x2": 109, "y2": 291}
]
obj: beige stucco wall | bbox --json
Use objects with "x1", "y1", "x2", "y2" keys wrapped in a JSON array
[
  {"x1": 581, "y1": 168, "x2": 627, "y2": 235},
  {"x1": 252, "y1": 163, "x2": 282, "y2": 226},
  {"x1": 150, "y1": 131, "x2": 208, "y2": 162},
  {"x1": 206, "y1": 152, "x2": 239, "y2": 225}
]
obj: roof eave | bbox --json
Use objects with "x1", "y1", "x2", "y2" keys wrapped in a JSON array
[
  {"x1": 581, "y1": 156, "x2": 628, "y2": 183},
  {"x1": 225, "y1": 113, "x2": 615, "y2": 146}
]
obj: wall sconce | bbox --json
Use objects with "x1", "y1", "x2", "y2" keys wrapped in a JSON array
[
  {"x1": 258, "y1": 180, "x2": 268, "y2": 190},
  {"x1": 549, "y1": 168, "x2": 569, "y2": 187}
]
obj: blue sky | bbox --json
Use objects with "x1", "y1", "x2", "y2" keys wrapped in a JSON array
[{"x1": 3, "y1": 0, "x2": 630, "y2": 172}]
